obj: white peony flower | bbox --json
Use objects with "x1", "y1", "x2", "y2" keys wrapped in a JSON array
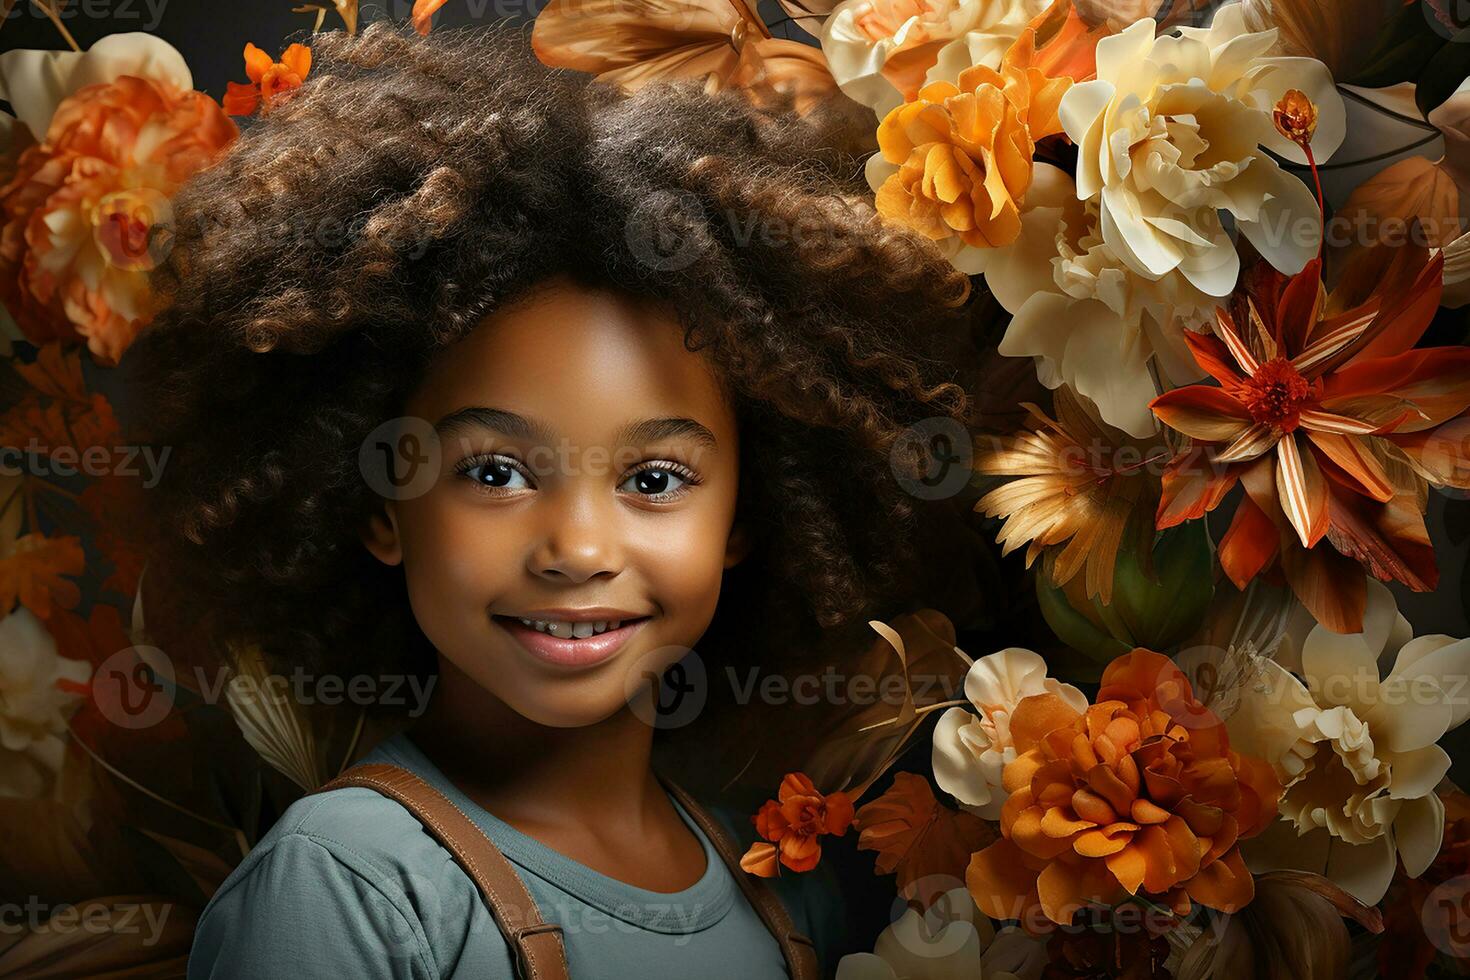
[
  {"x1": 0, "y1": 32, "x2": 192, "y2": 141},
  {"x1": 1057, "y1": 2, "x2": 1345, "y2": 294},
  {"x1": 985, "y1": 164, "x2": 1212, "y2": 437},
  {"x1": 1228, "y1": 581, "x2": 1470, "y2": 905},
  {"x1": 821, "y1": 0, "x2": 1044, "y2": 116},
  {"x1": 835, "y1": 886, "x2": 1046, "y2": 980},
  {"x1": 0, "y1": 606, "x2": 91, "y2": 799},
  {"x1": 931, "y1": 647, "x2": 1087, "y2": 820}
]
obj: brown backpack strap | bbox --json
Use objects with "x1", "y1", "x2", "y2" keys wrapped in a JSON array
[
  {"x1": 655, "y1": 773, "x2": 822, "y2": 980},
  {"x1": 316, "y1": 763, "x2": 568, "y2": 980}
]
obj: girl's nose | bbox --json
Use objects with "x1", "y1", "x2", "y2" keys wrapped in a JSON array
[{"x1": 526, "y1": 487, "x2": 624, "y2": 584}]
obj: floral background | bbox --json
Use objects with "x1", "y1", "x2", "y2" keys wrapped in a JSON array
[{"x1": 4, "y1": 0, "x2": 1470, "y2": 977}]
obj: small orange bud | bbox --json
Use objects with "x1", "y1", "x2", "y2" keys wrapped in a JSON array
[{"x1": 1273, "y1": 89, "x2": 1318, "y2": 147}]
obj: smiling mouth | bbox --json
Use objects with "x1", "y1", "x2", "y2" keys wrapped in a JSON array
[{"x1": 491, "y1": 614, "x2": 652, "y2": 668}]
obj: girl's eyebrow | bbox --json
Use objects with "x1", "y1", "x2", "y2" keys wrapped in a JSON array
[{"x1": 433, "y1": 406, "x2": 719, "y2": 450}]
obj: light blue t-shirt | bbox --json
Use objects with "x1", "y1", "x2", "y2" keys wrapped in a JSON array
[{"x1": 188, "y1": 733, "x2": 840, "y2": 978}]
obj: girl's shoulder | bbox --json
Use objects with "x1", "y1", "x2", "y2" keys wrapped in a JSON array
[{"x1": 186, "y1": 746, "x2": 504, "y2": 980}]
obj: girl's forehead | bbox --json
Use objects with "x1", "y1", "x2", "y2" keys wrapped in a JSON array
[{"x1": 408, "y1": 277, "x2": 736, "y2": 446}]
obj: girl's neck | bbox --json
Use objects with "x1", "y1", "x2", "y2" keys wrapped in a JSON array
[{"x1": 406, "y1": 657, "x2": 665, "y2": 834}]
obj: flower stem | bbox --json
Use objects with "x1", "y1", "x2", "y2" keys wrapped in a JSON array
[{"x1": 30, "y1": 0, "x2": 81, "y2": 52}]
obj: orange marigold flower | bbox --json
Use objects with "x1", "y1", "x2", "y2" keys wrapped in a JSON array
[
  {"x1": 224, "y1": 43, "x2": 312, "y2": 117},
  {"x1": 966, "y1": 649, "x2": 1281, "y2": 926},
  {"x1": 868, "y1": 23, "x2": 1071, "y2": 272},
  {"x1": 0, "y1": 77, "x2": 237, "y2": 364},
  {"x1": 739, "y1": 772, "x2": 855, "y2": 877}
]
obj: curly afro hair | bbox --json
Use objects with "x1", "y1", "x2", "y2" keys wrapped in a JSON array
[{"x1": 122, "y1": 21, "x2": 981, "y2": 702}]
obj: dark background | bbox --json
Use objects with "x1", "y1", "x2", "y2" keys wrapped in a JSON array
[
  {"x1": 0, "y1": 0, "x2": 815, "y2": 101},
  {"x1": 5, "y1": 0, "x2": 1470, "y2": 965}
]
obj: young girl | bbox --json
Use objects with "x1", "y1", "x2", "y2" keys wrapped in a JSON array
[{"x1": 125, "y1": 22, "x2": 976, "y2": 979}]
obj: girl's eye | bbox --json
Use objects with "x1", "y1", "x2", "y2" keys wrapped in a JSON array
[
  {"x1": 619, "y1": 463, "x2": 700, "y2": 501},
  {"x1": 455, "y1": 454, "x2": 532, "y2": 492}
]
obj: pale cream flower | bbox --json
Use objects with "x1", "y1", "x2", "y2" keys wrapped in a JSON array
[
  {"x1": 821, "y1": 0, "x2": 1044, "y2": 115},
  {"x1": 1058, "y1": 2, "x2": 1345, "y2": 294},
  {"x1": 0, "y1": 606, "x2": 90, "y2": 799},
  {"x1": 985, "y1": 164, "x2": 1211, "y2": 437},
  {"x1": 931, "y1": 646, "x2": 1087, "y2": 820},
  {"x1": 835, "y1": 886, "x2": 1045, "y2": 980},
  {"x1": 0, "y1": 32, "x2": 191, "y2": 141},
  {"x1": 1226, "y1": 581, "x2": 1470, "y2": 904}
]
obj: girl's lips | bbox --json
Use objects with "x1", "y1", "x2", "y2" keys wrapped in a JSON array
[{"x1": 492, "y1": 615, "x2": 650, "y2": 668}]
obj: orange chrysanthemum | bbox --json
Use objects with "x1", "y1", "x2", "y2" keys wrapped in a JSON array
[
  {"x1": 0, "y1": 77, "x2": 237, "y2": 364},
  {"x1": 966, "y1": 649, "x2": 1280, "y2": 926},
  {"x1": 224, "y1": 43, "x2": 312, "y2": 116},
  {"x1": 739, "y1": 772, "x2": 855, "y2": 876},
  {"x1": 870, "y1": 24, "x2": 1071, "y2": 257}
]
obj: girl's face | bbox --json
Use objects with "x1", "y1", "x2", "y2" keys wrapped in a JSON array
[{"x1": 362, "y1": 277, "x2": 748, "y2": 727}]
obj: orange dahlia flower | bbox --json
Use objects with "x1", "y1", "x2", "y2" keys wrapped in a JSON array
[
  {"x1": 0, "y1": 76, "x2": 237, "y2": 365},
  {"x1": 966, "y1": 649, "x2": 1280, "y2": 926},
  {"x1": 739, "y1": 771, "x2": 855, "y2": 876},
  {"x1": 868, "y1": 22, "x2": 1070, "y2": 271}
]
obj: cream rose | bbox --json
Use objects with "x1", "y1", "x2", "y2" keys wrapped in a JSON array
[
  {"x1": 835, "y1": 886, "x2": 1045, "y2": 980},
  {"x1": 930, "y1": 647, "x2": 1087, "y2": 820},
  {"x1": 0, "y1": 32, "x2": 191, "y2": 141},
  {"x1": 1223, "y1": 581, "x2": 1470, "y2": 905},
  {"x1": 821, "y1": 0, "x2": 1044, "y2": 115},
  {"x1": 1058, "y1": 2, "x2": 1345, "y2": 294},
  {"x1": 985, "y1": 164, "x2": 1212, "y2": 437}
]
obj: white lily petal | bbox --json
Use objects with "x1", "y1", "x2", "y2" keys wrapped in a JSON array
[
  {"x1": 1394, "y1": 792, "x2": 1446, "y2": 879},
  {"x1": 1384, "y1": 744, "x2": 1452, "y2": 801},
  {"x1": 1321, "y1": 832, "x2": 1398, "y2": 905}
]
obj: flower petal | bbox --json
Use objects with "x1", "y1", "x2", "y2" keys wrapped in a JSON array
[
  {"x1": 1150, "y1": 385, "x2": 1254, "y2": 442},
  {"x1": 1394, "y1": 792, "x2": 1446, "y2": 879},
  {"x1": 1275, "y1": 435, "x2": 1329, "y2": 548}
]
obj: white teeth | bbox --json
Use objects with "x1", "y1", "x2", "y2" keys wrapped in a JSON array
[{"x1": 513, "y1": 618, "x2": 624, "y2": 638}]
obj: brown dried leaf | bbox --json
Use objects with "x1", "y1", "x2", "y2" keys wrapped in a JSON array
[
  {"x1": 1337, "y1": 156, "x2": 1463, "y2": 250},
  {"x1": 855, "y1": 771, "x2": 994, "y2": 907},
  {"x1": 1239, "y1": 0, "x2": 1403, "y2": 78}
]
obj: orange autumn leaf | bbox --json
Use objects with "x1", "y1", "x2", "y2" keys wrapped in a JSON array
[
  {"x1": 740, "y1": 772, "x2": 855, "y2": 877},
  {"x1": 0, "y1": 343, "x2": 121, "y2": 456},
  {"x1": 855, "y1": 771, "x2": 994, "y2": 908},
  {"x1": 14, "y1": 343, "x2": 87, "y2": 404},
  {"x1": 225, "y1": 43, "x2": 312, "y2": 116},
  {"x1": 79, "y1": 475, "x2": 147, "y2": 600},
  {"x1": 0, "y1": 532, "x2": 85, "y2": 619},
  {"x1": 1337, "y1": 156, "x2": 1462, "y2": 250}
]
